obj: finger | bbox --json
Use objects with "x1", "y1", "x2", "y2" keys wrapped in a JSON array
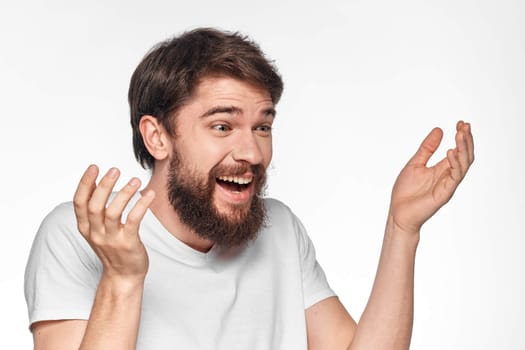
[
  {"x1": 465, "y1": 122, "x2": 475, "y2": 164},
  {"x1": 73, "y1": 165, "x2": 99, "y2": 236},
  {"x1": 124, "y1": 190, "x2": 155, "y2": 235},
  {"x1": 455, "y1": 125, "x2": 470, "y2": 174},
  {"x1": 87, "y1": 167, "x2": 120, "y2": 233},
  {"x1": 408, "y1": 127, "x2": 444, "y2": 167},
  {"x1": 432, "y1": 150, "x2": 460, "y2": 205},
  {"x1": 447, "y1": 148, "x2": 463, "y2": 183},
  {"x1": 456, "y1": 120, "x2": 474, "y2": 165},
  {"x1": 105, "y1": 178, "x2": 142, "y2": 233},
  {"x1": 456, "y1": 120, "x2": 465, "y2": 131}
]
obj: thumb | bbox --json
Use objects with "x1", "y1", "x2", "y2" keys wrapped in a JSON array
[{"x1": 407, "y1": 127, "x2": 443, "y2": 167}]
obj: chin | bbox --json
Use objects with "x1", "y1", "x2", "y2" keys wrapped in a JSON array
[{"x1": 213, "y1": 198, "x2": 252, "y2": 221}]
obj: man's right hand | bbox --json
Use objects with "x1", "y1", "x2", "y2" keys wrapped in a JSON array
[
  {"x1": 33, "y1": 165, "x2": 155, "y2": 349},
  {"x1": 73, "y1": 164, "x2": 155, "y2": 281}
]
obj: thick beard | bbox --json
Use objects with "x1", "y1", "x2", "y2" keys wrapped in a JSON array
[{"x1": 167, "y1": 149, "x2": 267, "y2": 249}]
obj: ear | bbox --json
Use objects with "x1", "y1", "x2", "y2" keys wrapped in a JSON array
[{"x1": 139, "y1": 115, "x2": 172, "y2": 162}]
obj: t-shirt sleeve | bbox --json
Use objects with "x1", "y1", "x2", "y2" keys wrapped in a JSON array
[
  {"x1": 24, "y1": 202, "x2": 101, "y2": 329},
  {"x1": 291, "y1": 212, "x2": 336, "y2": 309}
]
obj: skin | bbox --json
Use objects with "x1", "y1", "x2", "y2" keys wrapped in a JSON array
[{"x1": 31, "y1": 76, "x2": 474, "y2": 350}]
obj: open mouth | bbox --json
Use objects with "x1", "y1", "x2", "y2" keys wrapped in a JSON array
[{"x1": 216, "y1": 175, "x2": 253, "y2": 193}]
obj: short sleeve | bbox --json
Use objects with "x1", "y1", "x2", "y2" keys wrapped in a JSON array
[
  {"x1": 24, "y1": 202, "x2": 101, "y2": 329},
  {"x1": 292, "y1": 213, "x2": 336, "y2": 309}
]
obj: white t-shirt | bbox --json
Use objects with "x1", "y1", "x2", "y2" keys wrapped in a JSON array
[{"x1": 25, "y1": 196, "x2": 335, "y2": 349}]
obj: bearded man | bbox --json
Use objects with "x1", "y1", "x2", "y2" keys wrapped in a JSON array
[{"x1": 24, "y1": 28, "x2": 474, "y2": 350}]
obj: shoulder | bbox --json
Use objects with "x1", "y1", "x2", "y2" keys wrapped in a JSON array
[
  {"x1": 28, "y1": 200, "x2": 94, "y2": 264},
  {"x1": 25, "y1": 201, "x2": 100, "y2": 329},
  {"x1": 38, "y1": 201, "x2": 78, "y2": 240},
  {"x1": 263, "y1": 197, "x2": 301, "y2": 231},
  {"x1": 263, "y1": 197, "x2": 295, "y2": 221},
  {"x1": 262, "y1": 197, "x2": 309, "y2": 243}
]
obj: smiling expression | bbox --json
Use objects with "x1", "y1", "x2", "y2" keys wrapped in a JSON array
[{"x1": 165, "y1": 76, "x2": 275, "y2": 246}]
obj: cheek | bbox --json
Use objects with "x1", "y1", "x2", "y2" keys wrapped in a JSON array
[
  {"x1": 260, "y1": 138, "x2": 273, "y2": 167},
  {"x1": 196, "y1": 140, "x2": 232, "y2": 167},
  {"x1": 173, "y1": 137, "x2": 223, "y2": 174}
]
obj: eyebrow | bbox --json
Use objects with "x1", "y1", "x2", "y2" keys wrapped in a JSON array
[{"x1": 199, "y1": 105, "x2": 277, "y2": 119}]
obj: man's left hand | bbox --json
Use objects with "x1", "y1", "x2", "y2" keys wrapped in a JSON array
[{"x1": 388, "y1": 120, "x2": 475, "y2": 235}]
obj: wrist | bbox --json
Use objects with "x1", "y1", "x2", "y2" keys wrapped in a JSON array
[
  {"x1": 98, "y1": 272, "x2": 146, "y2": 298},
  {"x1": 385, "y1": 215, "x2": 421, "y2": 247}
]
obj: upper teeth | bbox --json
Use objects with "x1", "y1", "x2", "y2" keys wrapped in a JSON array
[{"x1": 218, "y1": 176, "x2": 253, "y2": 185}]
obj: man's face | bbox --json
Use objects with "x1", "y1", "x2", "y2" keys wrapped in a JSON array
[{"x1": 166, "y1": 76, "x2": 275, "y2": 247}]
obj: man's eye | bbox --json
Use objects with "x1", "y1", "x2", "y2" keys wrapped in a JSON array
[
  {"x1": 256, "y1": 125, "x2": 272, "y2": 133},
  {"x1": 212, "y1": 124, "x2": 230, "y2": 132}
]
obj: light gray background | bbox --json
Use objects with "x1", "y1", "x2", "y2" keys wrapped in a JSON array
[{"x1": 1, "y1": 0, "x2": 523, "y2": 348}]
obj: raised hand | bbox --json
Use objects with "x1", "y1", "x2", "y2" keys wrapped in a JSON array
[
  {"x1": 388, "y1": 121, "x2": 474, "y2": 234},
  {"x1": 73, "y1": 165, "x2": 155, "y2": 281}
]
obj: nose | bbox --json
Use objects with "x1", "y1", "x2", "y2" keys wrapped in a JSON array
[{"x1": 231, "y1": 130, "x2": 264, "y2": 165}]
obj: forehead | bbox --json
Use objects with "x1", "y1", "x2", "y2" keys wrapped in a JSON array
[{"x1": 190, "y1": 76, "x2": 273, "y2": 105}]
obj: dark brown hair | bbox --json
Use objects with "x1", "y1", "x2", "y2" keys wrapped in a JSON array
[{"x1": 128, "y1": 28, "x2": 284, "y2": 169}]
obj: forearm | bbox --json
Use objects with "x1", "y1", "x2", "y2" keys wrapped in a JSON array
[
  {"x1": 348, "y1": 218, "x2": 419, "y2": 350},
  {"x1": 79, "y1": 274, "x2": 145, "y2": 350}
]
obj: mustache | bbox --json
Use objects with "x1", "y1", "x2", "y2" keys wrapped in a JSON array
[{"x1": 210, "y1": 161, "x2": 265, "y2": 178}]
